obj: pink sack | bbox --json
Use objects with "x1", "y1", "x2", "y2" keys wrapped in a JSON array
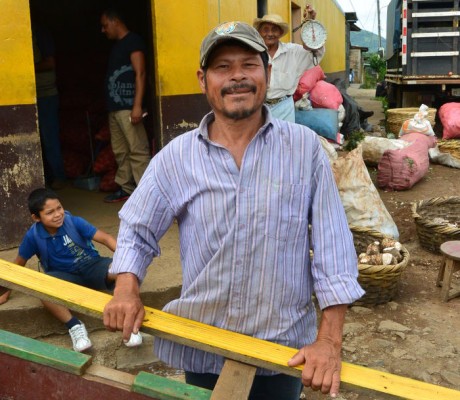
[
  {"x1": 309, "y1": 80, "x2": 343, "y2": 110},
  {"x1": 293, "y1": 65, "x2": 326, "y2": 101},
  {"x1": 439, "y1": 102, "x2": 460, "y2": 139},
  {"x1": 377, "y1": 133, "x2": 437, "y2": 191}
]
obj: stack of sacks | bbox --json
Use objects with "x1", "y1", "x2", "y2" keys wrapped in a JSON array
[{"x1": 293, "y1": 66, "x2": 344, "y2": 144}]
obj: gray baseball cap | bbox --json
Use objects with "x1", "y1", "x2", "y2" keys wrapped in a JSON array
[{"x1": 200, "y1": 21, "x2": 268, "y2": 68}]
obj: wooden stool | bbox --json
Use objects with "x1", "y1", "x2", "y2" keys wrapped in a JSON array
[{"x1": 436, "y1": 241, "x2": 460, "y2": 302}]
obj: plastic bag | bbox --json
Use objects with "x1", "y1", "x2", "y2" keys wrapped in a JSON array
[
  {"x1": 294, "y1": 92, "x2": 313, "y2": 111},
  {"x1": 429, "y1": 146, "x2": 460, "y2": 169},
  {"x1": 399, "y1": 104, "x2": 435, "y2": 136}
]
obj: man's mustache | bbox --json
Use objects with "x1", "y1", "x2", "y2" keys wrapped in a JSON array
[{"x1": 221, "y1": 83, "x2": 257, "y2": 96}]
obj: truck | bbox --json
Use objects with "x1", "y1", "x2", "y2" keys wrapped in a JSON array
[{"x1": 385, "y1": 0, "x2": 460, "y2": 109}]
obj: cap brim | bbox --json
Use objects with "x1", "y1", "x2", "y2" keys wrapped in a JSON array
[{"x1": 201, "y1": 36, "x2": 267, "y2": 68}]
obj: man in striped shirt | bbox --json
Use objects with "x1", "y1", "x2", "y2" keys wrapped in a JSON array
[{"x1": 103, "y1": 21, "x2": 364, "y2": 399}]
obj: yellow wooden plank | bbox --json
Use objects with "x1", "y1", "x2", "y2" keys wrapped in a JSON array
[{"x1": 1, "y1": 258, "x2": 459, "y2": 400}]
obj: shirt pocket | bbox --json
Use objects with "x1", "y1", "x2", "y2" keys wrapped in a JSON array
[
  {"x1": 264, "y1": 183, "x2": 310, "y2": 242},
  {"x1": 271, "y1": 70, "x2": 292, "y2": 91}
]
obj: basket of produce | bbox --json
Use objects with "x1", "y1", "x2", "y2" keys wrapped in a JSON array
[
  {"x1": 411, "y1": 197, "x2": 460, "y2": 253},
  {"x1": 350, "y1": 226, "x2": 410, "y2": 306},
  {"x1": 386, "y1": 107, "x2": 436, "y2": 137}
]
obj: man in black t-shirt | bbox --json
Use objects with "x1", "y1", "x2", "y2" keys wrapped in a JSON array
[{"x1": 101, "y1": 8, "x2": 151, "y2": 203}]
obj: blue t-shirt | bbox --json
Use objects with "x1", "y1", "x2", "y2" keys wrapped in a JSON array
[
  {"x1": 106, "y1": 31, "x2": 146, "y2": 111},
  {"x1": 18, "y1": 214, "x2": 100, "y2": 272}
]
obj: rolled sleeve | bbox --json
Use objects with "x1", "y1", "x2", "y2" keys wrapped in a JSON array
[{"x1": 314, "y1": 273, "x2": 364, "y2": 309}]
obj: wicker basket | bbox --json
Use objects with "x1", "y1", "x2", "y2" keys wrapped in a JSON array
[
  {"x1": 350, "y1": 226, "x2": 410, "y2": 306},
  {"x1": 386, "y1": 107, "x2": 436, "y2": 137},
  {"x1": 438, "y1": 140, "x2": 460, "y2": 161},
  {"x1": 411, "y1": 197, "x2": 460, "y2": 253}
]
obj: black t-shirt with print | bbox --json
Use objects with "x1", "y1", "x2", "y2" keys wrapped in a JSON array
[{"x1": 106, "y1": 31, "x2": 146, "y2": 111}]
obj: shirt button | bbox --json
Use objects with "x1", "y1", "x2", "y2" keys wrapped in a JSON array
[
  {"x1": 236, "y1": 260, "x2": 242, "y2": 266},
  {"x1": 239, "y1": 224, "x2": 245, "y2": 229},
  {"x1": 240, "y1": 188, "x2": 245, "y2": 193}
]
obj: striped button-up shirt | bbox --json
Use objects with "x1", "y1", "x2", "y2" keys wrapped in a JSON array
[{"x1": 112, "y1": 107, "x2": 364, "y2": 374}]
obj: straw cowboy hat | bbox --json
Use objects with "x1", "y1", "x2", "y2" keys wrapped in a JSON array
[{"x1": 253, "y1": 14, "x2": 289, "y2": 37}]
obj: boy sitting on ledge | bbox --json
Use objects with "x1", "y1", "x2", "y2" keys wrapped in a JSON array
[{"x1": 0, "y1": 188, "x2": 141, "y2": 351}]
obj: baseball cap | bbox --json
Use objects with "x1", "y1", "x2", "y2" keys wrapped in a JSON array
[{"x1": 200, "y1": 21, "x2": 268, "y2": 68}]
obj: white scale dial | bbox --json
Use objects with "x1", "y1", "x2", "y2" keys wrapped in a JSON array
[{"x1": 300, "y1": 20, "x2": 327, "y2": 50}]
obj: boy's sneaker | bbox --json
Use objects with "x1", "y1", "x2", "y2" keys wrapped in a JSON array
[
  {"x1": 103, "y1": 189, "x2": 130, "y2": 203},
  {"x1": 69, "y1": 323, "x2": 92, "y2": 352},
  {"x1": 124, "y1": 331, "x2": 143, "y2": 347}
]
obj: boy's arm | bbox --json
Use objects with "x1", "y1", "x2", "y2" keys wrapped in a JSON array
[
  {"x1": 92, "y1": 229, "x2": 117, "y2": 252},
  {"x1": 14, "y1": 255, "x2": 27, "y2": 266}
]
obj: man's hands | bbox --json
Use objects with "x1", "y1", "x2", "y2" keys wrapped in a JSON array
[
  {"x1": 303, "y1": 4, "x2": 317, "y2": 20},
  {"x1": 288, "y1": 304, "x2": 347, "y2": 397},
  {"x1": 130, "y1": 105, "x2": 144, "y2": 125},
  {"x1": 288, "y1": 338, "x2": 342, "y2": 397},
  {"x1": 103, "y1": 273, "x2": 145, "y2": 342}
]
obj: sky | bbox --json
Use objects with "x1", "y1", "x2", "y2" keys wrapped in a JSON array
[{"x1": 336, "y1": 0, "x2": 392, "y2": 38}]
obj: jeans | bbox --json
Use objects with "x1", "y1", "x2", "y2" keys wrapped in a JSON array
[
  {"x1": 185, "y1": 371, "x2": 303, "y2": 400},
  {"x1": 267, "y1": 96, "x2": 295, "y2": 122},
  {"x1": 37, "y1": 94, "x2": 66, "y2": 181}
]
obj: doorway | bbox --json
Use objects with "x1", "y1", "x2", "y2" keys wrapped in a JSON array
[{"x1": 29, "y1": 0, "x2": 156, "y2": 191}]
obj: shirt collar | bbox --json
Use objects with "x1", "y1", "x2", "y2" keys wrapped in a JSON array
[
  {"x1": 35, "y1": 221, "x2": 64, "y2": 238},
  {"x1": 197, "y1": 105, "x2": 274, "y2": 150},
  {"x1": 272, "y1": 41, "x2": 288, "y2": 60}
]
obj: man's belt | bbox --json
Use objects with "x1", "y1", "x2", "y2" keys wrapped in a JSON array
[{"x1": 265, "y1": 95, "x2": 290, "y2": 106}]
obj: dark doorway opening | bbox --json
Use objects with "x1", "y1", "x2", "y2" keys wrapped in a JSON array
[{"x1": 29, "y1": 0, "x2": 156, "y2": 191}]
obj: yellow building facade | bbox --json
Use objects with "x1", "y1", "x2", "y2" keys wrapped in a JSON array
[{"x1": 0, "y1": 0, "x2": 347, "y2": 248}]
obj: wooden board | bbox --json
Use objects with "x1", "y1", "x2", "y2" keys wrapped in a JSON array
[
  {"x1": 211, "y1": 360, "x2": 256, "y2": 400},
  {"x1": 0, "y1": 351, "x2": 157, "y2": 400},
  {"x1": 133, "y1": 371, "x2": 212, "y2": 400},
  {"x1": 1, "y1": 258, "x2": 460, "y2": 400},
  {"x1": 0, "y1": 328, "x2": 91, "y2": 375}
]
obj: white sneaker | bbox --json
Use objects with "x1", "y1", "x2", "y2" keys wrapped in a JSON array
[
  {"x1": 69, "y1": 323, "x2": 92, "y2": 352},
  {"x1": 124, "y1": 331, "x2": 143, "y2": 347}
]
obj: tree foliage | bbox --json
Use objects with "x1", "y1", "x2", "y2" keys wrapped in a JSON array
[{"x1": 368, "y1": 53, "x2": 386, "y2": 81}]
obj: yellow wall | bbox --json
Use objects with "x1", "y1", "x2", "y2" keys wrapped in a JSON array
[
  {"x1": 0, "y1": 0, "x2": 35, "y2": 106},
  {"x1": 152, "y1": 0, "x2": 346, "y2": 98},
  {"x1": 152, "y1": 0, "x2": 261, "y2": 97},
  {"x1": 308, "y1": 0, "x2": 346, "y2": 74}
]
